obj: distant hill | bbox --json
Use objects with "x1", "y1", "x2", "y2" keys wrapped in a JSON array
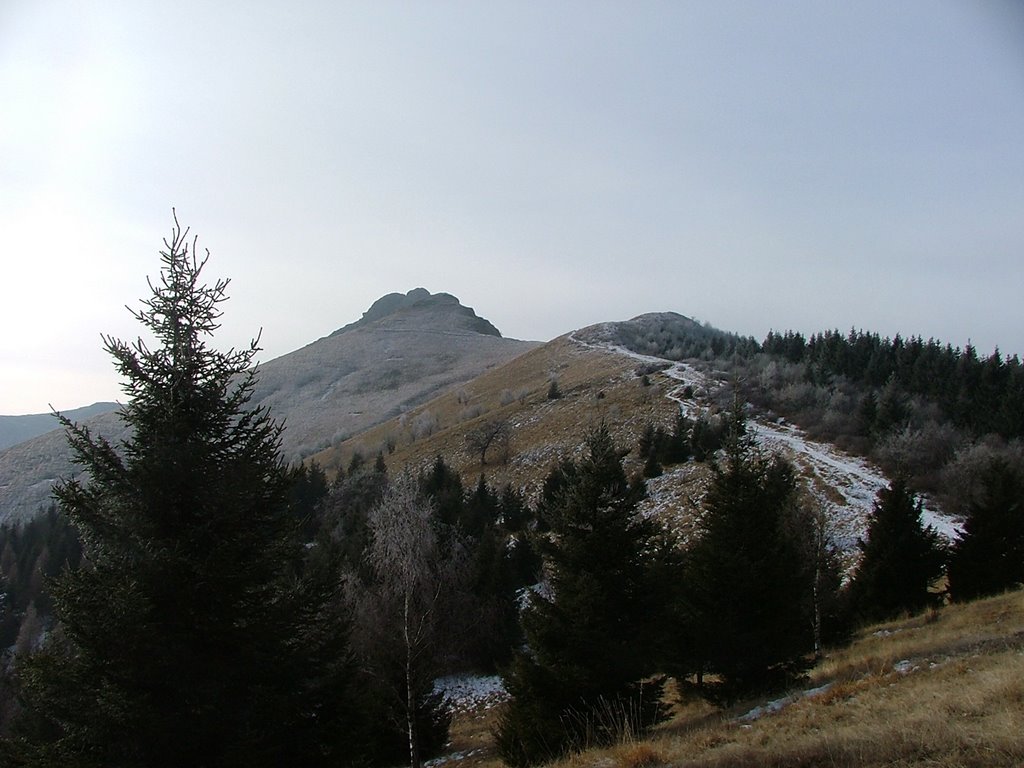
[
  {"x1": 0, "y1": 289, "x2": 537, "y2": 525},
  {"x1": 249, "y1": 288, "x2": 536, "y2": 461},
  {"x1": 0, "y1": 402, "x2": 120, "y2": 451},
  {"x1": 314, "y1": 314, "x2": 960, "y2": 572},
  {"x1": 573, "y1": 311, "x2": 758, "y2": 360}
]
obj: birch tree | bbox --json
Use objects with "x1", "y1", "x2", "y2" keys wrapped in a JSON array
[{"x1": 347, "y1": 473, "x2": 467, "y2": 768}]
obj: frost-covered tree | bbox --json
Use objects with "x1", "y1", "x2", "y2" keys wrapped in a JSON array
[
  {"x1": 6, "y1": 215, "x2": 354, "y2": 767},
  {"x1": 345, "y1": 473, "x2": 466, "y2": 768}
]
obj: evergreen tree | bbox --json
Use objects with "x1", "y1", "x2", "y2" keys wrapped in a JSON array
[
  {"x1": 286, "y1": 460, "x2": 330, "y2": 541},
  {"x1": 638, "y1": 423, "x2": 663, "y2": 478},
  {"x1": 847, "y1": 477, "x2": 946, "y2": 621},
  {"x1": 6, "y1": 216, "x2": 354, "y2": 767},
  {"x1": 663, "y1": 410, "x2": 692, "y2": 465},
  {"x1": 496, "y1": 425, "x2": 668, "y2": 766},
  {"x1": 947, "y1": 459, "x2": 1024, "y2": 602},
  {"x1": 682, "y1": 426, "x2": 813, "y2": 697}
]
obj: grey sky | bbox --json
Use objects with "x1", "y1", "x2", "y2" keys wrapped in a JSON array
[{"x1": 2, "y1": 1, "x2": 1022, "y2": 415}]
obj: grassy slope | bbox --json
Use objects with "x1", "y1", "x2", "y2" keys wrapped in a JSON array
[
  {"x1": 312, "y1": 336, "x2": 683, "y2": 495},
  {"x1": 437, "y1": 589, "x2": 1024, "y2": 768}
]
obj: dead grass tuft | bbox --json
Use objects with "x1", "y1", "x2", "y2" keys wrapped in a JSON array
[{"x1": 609, "y1": 742, "x2": 665, "y2": 768}]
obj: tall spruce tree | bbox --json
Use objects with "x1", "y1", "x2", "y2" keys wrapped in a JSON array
[
  {"x1": 847, "y1": 477, "x2": 946, "y2": 621},
  {"x1": 496, "y1": 425, "x2": 668, "y2": 767},
  {"x1": 681, "y1": 420, "x2": 814, "y2": 697},
  {"x1": 947, "y1": 459, "x2": 1024, "y2": 602},
  {"x1": 6, "y1": 216, "x2": 354, "y2": 767}
]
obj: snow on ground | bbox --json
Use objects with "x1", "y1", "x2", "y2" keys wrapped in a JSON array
[
  {"x1": 433, "y1": 673, "x2": 508, "y2": 715},
  {"x1": 738, "y1": 682, "x2": 833, "y2": 723},
  {"x1": 570, "y1": 336, "x2": 964, "y2": 563},
  {"x1": 424, "y1": 748, "x2": 486, "y2": 767}
]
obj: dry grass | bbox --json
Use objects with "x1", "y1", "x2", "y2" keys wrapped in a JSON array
[
  {"x1": 312, "y1": 337, "x2": 682, "y2": 497},
  {"x1": 433, "y1": 590, "x2": 1024, "y2": 768}
]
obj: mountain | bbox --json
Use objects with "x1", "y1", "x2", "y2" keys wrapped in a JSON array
[
  {"x1": 249, "y1": 288, "x2": 536, "y2": 460},
  {"x1": 329, "y1": 287, "x2": 502, "y2": 337},
  {"x1": 0, "y1": 289, "x2": 538, "y2": 525},
  {"x1": 0, "y1": 300, "x2": 970, "y2": 544},
  {"x1": 313, "y1": 314, "x2": 961, "y2": 572},
  {"x1": 0, "y1": 402, "x2": 120, "y2": 451}
]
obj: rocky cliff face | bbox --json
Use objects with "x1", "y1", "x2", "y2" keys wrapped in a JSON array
[{"x1": 331, "y1": 288, "x2": 502, "y2": 338}]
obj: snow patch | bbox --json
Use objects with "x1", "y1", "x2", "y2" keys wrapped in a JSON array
[
  {"x1": 738, "y1": 683, "x2": 833, "y2": 722},
  {"x1": 893, "y1": 660, "x2": 919, "y2": 675},
  {"x1": 425, "y1": 748, "x2": 486, "y2": 767},
  {"x1": 571, "y1": 336, "x2": 965, "y2": 568},
  {"x1": 433, "y1": 673, "x2": 507, "y2": 714}
]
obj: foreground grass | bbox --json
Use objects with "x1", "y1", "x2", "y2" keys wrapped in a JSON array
[{"x1": 438, "y1": 589, "x2": 1024, "y2": 768}]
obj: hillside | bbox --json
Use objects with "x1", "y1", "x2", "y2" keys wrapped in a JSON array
[
  {"x1": 250, "y1": 288, "x2": 536, "y2": 461},
  {"x1": 313, "y1": 332, "x2": 672, "y2": 492},
  {"x1": 0, "y1": 289, "x2": 537, "y2": 525},
  {"x1": 434, "y1": 588, "x2": 1024, "y2": 768},
  {"x1": 0, "y1": 410, "x2": 128, "y2": 525},
  {"x1": 0, "y1": 402, "x2": 119, "y2": 451},
  {"x1": 316, "y1": 319, "x2": 962, "y2": 568}
]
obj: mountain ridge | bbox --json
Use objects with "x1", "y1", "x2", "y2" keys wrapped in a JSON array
[
  {"x1": 0, "y1": 402, "x2": 121, "y2": 451},
  {"x1": 0, "y1": 290, "x2": 536, "y2": 525}
]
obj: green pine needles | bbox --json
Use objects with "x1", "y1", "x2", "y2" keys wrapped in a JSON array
[
  {"x1": 7, "y1": 214, "x2": 352, "y2": 767},
  {"x1": 496, "y1": 425, "x2": 669, "y2": 767}
]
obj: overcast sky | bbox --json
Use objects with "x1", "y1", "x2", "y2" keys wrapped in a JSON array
[{"x1": 2, "y1": 1, "x2": 1022, "y2": 415}]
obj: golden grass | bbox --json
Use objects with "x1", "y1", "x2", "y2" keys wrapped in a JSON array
[
  {"x1": 312, "y1": 337, "x2": 683, "y2": 496},
  {"x1": 434, "y1": 590, "x2": 1024, "y2": 768}
]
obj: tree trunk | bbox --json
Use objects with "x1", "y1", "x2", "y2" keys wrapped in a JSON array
[
  {"x1": 812, "y1": 564, "x2": 822, "y2": 659},
  {"x1": 405, "y1": 592, "x2": 420, "y2": 768}
]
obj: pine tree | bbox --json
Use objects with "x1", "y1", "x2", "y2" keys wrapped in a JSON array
[
  {"x1": 681, "y1": 425, "x2": 813, "y2": 697},
  {"x1": 947, "y1": 459, "x2": 1024, "y2": 602},
  {"x1": 496, "y1": 425, "x2": 668, "y2": 766},
  {"x1": 7, "y1": 215, "x2": 354, "y2": 767},
  {"x1": 848, "y1": 477, "x2": 946, "y2": 621}
]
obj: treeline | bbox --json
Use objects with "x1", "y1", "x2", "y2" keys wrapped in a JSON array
[
  {"x1": 763, "y1": 329, "x2": 1024, "y2": 440},
  {"x1": 0, "y1": 509, "x2": 82, "y2": 725},
  {"x1": 0, "y1": 509, "x2": 81, "y2": 651},
  {"x1": 605, "y1": 314, "x2": 1024, "y2": 516},
  {"x1": 743, "y1": 331, "x2": 1024, "y2": 515},
  {"x1": 3, "y1": 222, "x2": 1021, "y2": 768}
]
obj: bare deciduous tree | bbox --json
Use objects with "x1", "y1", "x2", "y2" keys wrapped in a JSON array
[
  {"x1": 346, "y1": 473, "x2": 468, "y2": 768},
  {"x1": 465, "y1": 418, "x2": 511, "y2": 466}
]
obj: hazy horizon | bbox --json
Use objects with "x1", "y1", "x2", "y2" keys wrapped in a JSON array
[{"x1": 3, "y1": 1, "x2": 1022, "y2": 415}]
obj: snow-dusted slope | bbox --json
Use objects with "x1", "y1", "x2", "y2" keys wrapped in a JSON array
[{"x1": 570, "y1": 335, "x2": 962, "y2": 564}]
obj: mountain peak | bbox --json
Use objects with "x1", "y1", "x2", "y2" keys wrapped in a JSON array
[{"x1": 331, "y1": 289, "x2": 502, "y2": 337}]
